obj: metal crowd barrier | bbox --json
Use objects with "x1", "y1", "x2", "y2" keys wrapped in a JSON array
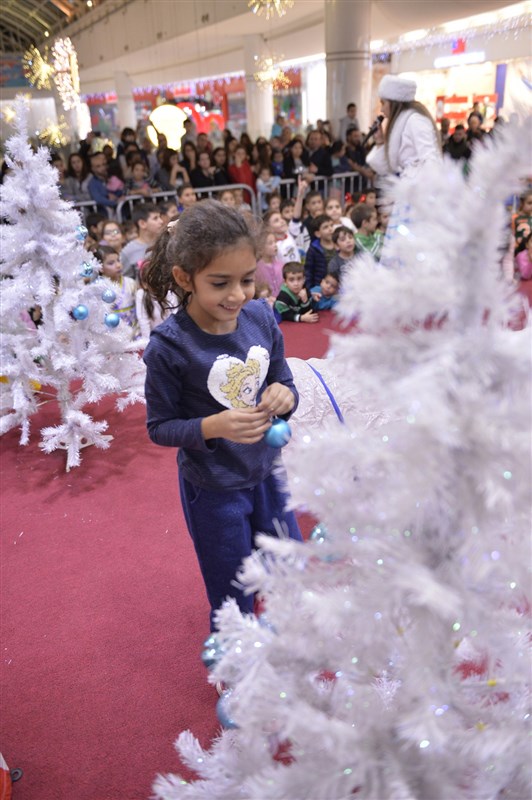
[
  {"x1": 113, "y1": 173, "x2": 365, "y2": 223},
  {"x1": 71, "y1": 199, "x2": 114, "y2": 220}
]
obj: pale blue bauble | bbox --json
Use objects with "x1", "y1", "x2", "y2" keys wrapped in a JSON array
[
  {"x1": 264, "y1": 418, "x2": 291, "y2": 448},
  {"x1": 102, "y1": 288, "x2": 117, "y2": 304},
  {"x1": 72, "y1": 304, "x2": 89, "y2": 320},
  {"x1": 104, "y1": 312, "x2": 120, "y2": 328}
]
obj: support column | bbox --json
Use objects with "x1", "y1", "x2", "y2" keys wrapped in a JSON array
[
  {"x1": 325, "y1": 0, "x2": 372, "y2": 134},
  {"x1": 114, "y1": 70, "x2": 137, "y2": 131},
  {"x1": 243, "y1": 36, "x2": 274, "y2": 141}
]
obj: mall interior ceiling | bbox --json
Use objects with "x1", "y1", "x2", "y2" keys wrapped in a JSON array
[{"x1": 0, "y1": 0, "x2": 520, "y2": 57}]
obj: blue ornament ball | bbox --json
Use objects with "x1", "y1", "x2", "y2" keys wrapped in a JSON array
[
  {"x1": 102, "y1": 288, "x2": 117, "y2": 304},
  {"x1": 264, "y1": 418, "x2": 291, "y2": 448},
  {"x1": 104, "y1": 312, "x2": 120, "y2": 328},
  {"x1": 201, "y1": 634, "x2": 224, "y2": 670},
  {"x1": 216, "y1": 689, "x2": 239, "y2": 729},
  {"x1": 80, "y1": 262, "x2": 93, "y2": 278},
  {"x1": 75, "y1": 224, "x2": 88, "y2": 241},
  {"x1": 309, "y1": 523, "x2": 328, "y2": 543},
  {"x1": 72, "y1": 304, "x2": 89, "y2": 321}
]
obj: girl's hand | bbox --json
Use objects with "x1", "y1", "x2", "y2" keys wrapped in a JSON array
[
  {"x1": 202, "y1": 408, "x2": 271, "y2": 444},
  {"x1": 257, "y1": 383, "x2": 295, "y2": 417}
]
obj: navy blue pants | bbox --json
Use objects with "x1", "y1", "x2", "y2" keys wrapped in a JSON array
[{"x1": 179, "y1": 471, "x2": 302, "y2": 630}]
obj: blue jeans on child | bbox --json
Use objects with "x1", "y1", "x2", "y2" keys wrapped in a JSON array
[{"x1": 179, "y1": 471, "x2": 302, "y2": 630}]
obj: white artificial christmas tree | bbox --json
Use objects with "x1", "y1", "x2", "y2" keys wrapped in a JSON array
[
  {"x1": 153, "y1": 120, "x2": 531, "y2": 800},
  {"x1": 0, "y1": 96, "x2": 145, "y2": 470}
]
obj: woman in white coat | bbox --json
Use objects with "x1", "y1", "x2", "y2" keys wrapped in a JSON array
[
  {"x1": 367, "y1": 74, "x2": 440, "y2": 188},
  {"x1": 366, "y1": 75, "x2": 440, "y2": 266}
]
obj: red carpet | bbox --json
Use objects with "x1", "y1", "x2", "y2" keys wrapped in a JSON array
[
  {"x1": 0, "y1": 314, "x2": 335, "y2": 800},
  {"x1": 2, "y1": 290, "x2": 529, "y2": 800}
]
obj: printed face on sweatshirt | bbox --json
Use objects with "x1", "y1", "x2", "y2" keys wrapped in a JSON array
[{"x1": 208, "y1": 345, "x2": 270, "y2": 410}]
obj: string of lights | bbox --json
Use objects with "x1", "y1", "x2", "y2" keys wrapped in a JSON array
[{"x1": 52, "y1": 37, "x2": 81, "y2": 111}]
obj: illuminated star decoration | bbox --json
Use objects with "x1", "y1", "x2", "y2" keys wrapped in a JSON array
[
  {"x1": 52, "y1": 37, "x2": 81, "y2": 111},
  {"x1": 248, "y1": 0, "x2": 294, "y2": 19},
  {"x1": 253, "y1": 55, "x2": 291, "y2": 91},
  {"x1": 37, "y1": 117, "x2": 70, "y2": 148},
  {"x1": 2, "y1": 106, "x2": 16, "y2": 125},
  {"x1": 22, "y1": 44, "x2": 53, "y2": 90}
]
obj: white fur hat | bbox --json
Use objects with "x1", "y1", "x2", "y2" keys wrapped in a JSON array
[{"x1": 378, "y1": 75, "x2": 417, "y2": 103}]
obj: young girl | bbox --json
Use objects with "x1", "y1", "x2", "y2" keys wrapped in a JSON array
[
  {"x1": 100, "y1": 220, "x2": 125, "y2": 252},
  {"x1": 255, "y1": 229, "x2": 284, "y2": 298},
  {"x1": 95, "y1": 246, "x2": 139, "y2": 340},
  {"x1": 142, "y1": 201, "x2": 302, "y2": 630},
  {"x1": 325, "y1": 197, "x2": 355, "y2": 232},
  {"x1": 254, "y1": 281, "x2": 275, "y2": 308},
  {"x1": 135, "y1": 262, "x2": 179, "y2": 348}
]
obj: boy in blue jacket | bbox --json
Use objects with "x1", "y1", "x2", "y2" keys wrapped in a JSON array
[{"x1": 304, "y1": 214, "x2": 336, "y2": 291}]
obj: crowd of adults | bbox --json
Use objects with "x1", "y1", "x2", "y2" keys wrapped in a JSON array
[{"x1": 23, "y1": 98, "x2": 504, "y2": 220}]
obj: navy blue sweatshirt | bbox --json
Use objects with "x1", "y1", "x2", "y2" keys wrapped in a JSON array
[{"x1": 143, "y1": 300, "x2": 298, "y2": 490}]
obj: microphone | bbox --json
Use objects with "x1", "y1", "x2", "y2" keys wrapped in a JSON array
[{"x1": 362, "y1": 115, "x2": 384, "y2": 146}]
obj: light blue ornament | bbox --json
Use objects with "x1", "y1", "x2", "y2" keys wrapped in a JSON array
[
  {"x1": 72, "y1": 304, "x2": 89, "y2": 320},
  {"x1": 309, "y1": 523, "x2": 328, "y2": 543},
  {"x1": 75, "y1": 224, "x2": 88, "y2": 241},
  {"x1": 104, "y1": 312, "x2": 120, "y2": 328},
  {"x1": 264, "y1": 418, "x2": 291, "y2": 448},
  {"x1": 216, "y1": 689, "x2": 239, "y2": 729},
  {"x1": 80, "y1": 262, "x2": 93, "y2": 278},
  {"x1": 102, "y1": 288, "x2": 117, "y2": 304},
  {"x1": 201, "y1": 634, "x2": 224, "y2": 670}
]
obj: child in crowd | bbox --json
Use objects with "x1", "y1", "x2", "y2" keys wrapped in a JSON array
[
  {"x1": 95, "y1": 246, "x2": 139, "y2": 340},
  {"x1": 124, "y1": 160, "x2": 154, "y2": 196},
  {"x1": 325, "y1": 197, "x2": 356, "y2": 232},
  {"x1": 302, "y1": 190, "x2": 325, "y2": 241},
  {"x1": 304, "y1": 214, "x2": 336, "y2": 291},
  {"x1": 275, "y1": 261, "x2": 319, "y2": 323},
  {"x1": 233, "y1": 187, "x2": 252, "y2": 214},
  {"x1": 177, "y1": 183, "x2": 197, "y2": 213},
  {"x1": 142, "y1": 200, "x2": 302, "y2": 629},
  {"x1": 100, "y1": 220, "x2": 125, "y2": 252},
  {"x1": 310, "y1": 271, "x2": 340, "y2": 310},
  {"x1": 254, "y1": 281, "x2": 275, "y2": 308},
  {"x1": 266, "y1": 192, "x2": 281, "y2": 214},
  {"x1": 271, "y1": 149, "x2": 285, "y2": 178},
  {"x1": 218, "y1": 189, "x2": 237, "y2": 208},
  {"x1": 256, "y1": 165, "x2": 282, "y2": 213},
  {"x1": 330, "y1": 141, "x2": 350, "y2": 174},
  {"x1": 264, "y1": 210, "x2": 300, "y2": 265},
  {"x1": 361, "y1": 188, "x2": 377, "y2": 209},
  {"x1": 515, "y1": 232, "x2": 532, "y2": 280},
  {"x1": 513, "y1": 190, "x2": 532, "y2": 253},
  {"x1": 280, "y1": 198, "x2": 295, "y2": 223},
  {"x1": 377, "y1": 204, "x2": 391, "y2": 233},
  {"x1": 158, "y1": 201, "x2": 179, "y2": 225},
  {"x1": 135, "y1": 263, "x2": 179, "y2": 347},
  {"x1": 122, "y1": 220, "x2": 138, "y2": 242},
  {"x1": 255, "y1": 229, "x2": 284, "y2": 298},
  {"x1": 351, "y1": 203, "x2": 384, "y2": 260},
  {"x1": 329, "y1": 225, "x2": 356, "y2": 274}
]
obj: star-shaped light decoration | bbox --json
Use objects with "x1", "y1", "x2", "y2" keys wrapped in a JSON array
[
  {"x1": 22, "y1": 45, "x2": 53, "y2": 90},
  {"x1": 248, "y1": 0, "x2": 294, "y2": 19}
]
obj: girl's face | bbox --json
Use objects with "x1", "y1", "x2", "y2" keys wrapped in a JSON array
[
  {"x1": 199, "y1": 152, "x2": 211, "y2": 170},
  {"x1": 102, "y1": 224, "x2": 124, "y2": 248},
  {"x1": 380, "y1": 99, "x2": 392, "y2": 118},
  {"x1": 70, "y1": 154, "x2": 83, "y2": 174},
  {"x1": 220, "y1": 191, "x2": 236, "y2": 207},
  {"x1": 101, "y1": 253, "x2": 122, "y2": 282},
  {"x1": 268, "y1": 213, "x2": 287, "y2": 237},
  {"x1": 173, "y1": 244, "x2": 256, "y2": 334},
  {"x1": 184, "y1": 144, "x2": 196, "y2": 160},
  {"x1": 292, "y1": 141, "x2": 303, "y2": 158},
  {"x1": 365, "y1": 192, "x2": 377, "y2": 209},
  {"x1": 132, "y1": 163, "x2": 146, "y2": 181},
  {"x1": 268, "y1": 195, "x2": 281, "y2": 213},
  {"x1": 180, "y1": 187, "x2": 196, "y2": 207},
  {"x1": 214, "y1": 149, "x2": 226, "y2": 166},
  {"x1": 521, "y1": 194, "x2": 532, "y2": 215},
  {"x1": 263, "y1": 233, "x2": 277, "y2": 259},
  {"x1": 325, "y1": 199, "x2": 342, "y2": 222}
]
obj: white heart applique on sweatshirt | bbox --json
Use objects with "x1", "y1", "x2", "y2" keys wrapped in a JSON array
[{"x1": 207, "y1": 346, "x2": 270, "y2": 409}]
